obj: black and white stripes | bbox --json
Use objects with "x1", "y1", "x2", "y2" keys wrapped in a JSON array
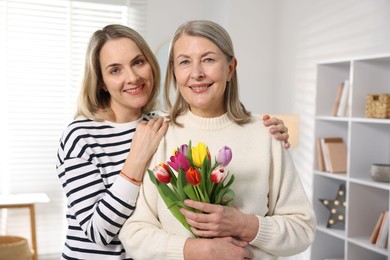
[{"x1": 56, "y1": 114, "x2": 154, "y2": 259}]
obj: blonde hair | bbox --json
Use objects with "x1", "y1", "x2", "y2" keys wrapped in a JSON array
[
  {"x1": 164, "y1": 20, "x2": 251, "y2": 126},
  {"x1": 75, "y1": 24, "x2": 160, "y2": 120}
]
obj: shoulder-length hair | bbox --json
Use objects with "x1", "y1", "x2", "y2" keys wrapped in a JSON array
[
  {"x1": 75, "y1": 24, "x2": 160, "y2": 120},
  {"x1": 164, "y1": 20, "x2": 251, "y2": 126}
]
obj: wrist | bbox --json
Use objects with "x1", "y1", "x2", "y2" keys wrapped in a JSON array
[
  {"x1": 184, "y1": 238, "x2": 209, "y2": 260},
  {"x1": 240, "y1": 214, "x2": 259, "y2": 242},
  {"x1": 120, "y1": 171, "x2": 142, "y2": 185},
  {"x1": 121, "y1": 159, "x2": 147, "y2": 183}
]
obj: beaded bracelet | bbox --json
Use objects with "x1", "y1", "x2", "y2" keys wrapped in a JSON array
[{"x1": 120, "y1": 171, "x2": 142, "y2": 184}]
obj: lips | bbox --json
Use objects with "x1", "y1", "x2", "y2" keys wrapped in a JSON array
[
  {"x1": 124, "y1": 85, "x2": 144, "y2": 94},
  {"x1": 189, "y1": 83, "x2": 212, "y2": 93}
]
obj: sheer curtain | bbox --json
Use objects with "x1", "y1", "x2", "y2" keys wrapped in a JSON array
[{"x1": 0, "y1": 0, "x2": 147, "y2": 257}]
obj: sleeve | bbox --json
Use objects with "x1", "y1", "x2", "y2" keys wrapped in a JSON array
[
  {"x1": 56, "y1": 131, "x2": 140, "y2": 246},
  {"x1": 119, "y1": 147, "x2": 188, "y2": 260},
  {"x1": 249, "y1": 138, "x2": 316, "y2": 256}
]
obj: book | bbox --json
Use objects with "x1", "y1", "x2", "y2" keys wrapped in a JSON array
[
  {"x1": 316, "y1": 138, "x2": 326, "y2": 171},
  {"x1": 320, "y1": 137, "x2": 344, "y2": 172},
  {"x1": 324, "y1": 141, "x2": 347, "y2": 173},
  {"x1": 336, "y1": 80, "x2": 350, "y2": 117},
  {"x1": 370, "y1": 211, "x2": 385, "y2": 244},
  {"x1": 332, "y1": 82, "x2": 344, "y2": 116},
  {"x1": 376, "y1": 210, "x2": 389, "y2": 248}
]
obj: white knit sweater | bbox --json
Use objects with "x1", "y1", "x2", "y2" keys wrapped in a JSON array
[{"x1": 120, "y1": 111, "x2": 315, "y2": 259}]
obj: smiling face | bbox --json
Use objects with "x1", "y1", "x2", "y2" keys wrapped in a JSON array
[
  {"x1": 99, "y1": 37, "x2": 153, "y2": 122},
  {"x1": 173, "y1": 35, "x2": 236, "y2": 118}
]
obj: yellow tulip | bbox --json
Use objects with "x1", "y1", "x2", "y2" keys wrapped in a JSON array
[{"x1": 192, "y1": 142, "x2": 209, "y2": 168}]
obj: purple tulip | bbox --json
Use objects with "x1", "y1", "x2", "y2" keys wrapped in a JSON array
[
  {"x1": 168, "y1": 151, "x2": 190, "y2": 172},
  {"x1": 179, "y1": 144, "x2": 188, "y2": 156},
  {"x1": 217, "y1": 146, "x2": 232, "y2": 167}
]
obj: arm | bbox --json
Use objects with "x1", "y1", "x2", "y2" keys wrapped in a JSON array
[
  {"x1": 58, "y1": 156, "x2": 138, "y2": 246},
  {"x1": 56, "y1": 117, "x2": 167, "y2": 245},
  {"x1": 262, "y1": 114, "x2": 290, "y2": 149},
  {"x1": 254, "y1": 140, "x2": 315, "y2": 255}
]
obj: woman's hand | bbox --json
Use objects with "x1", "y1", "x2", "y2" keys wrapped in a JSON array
[
  {"x1": 180, "y1": 200, "x2": 259, "y2": 242},
  {"x1": 121, "y1": 117, "x2": 168, "y2": 184},
  {"x1": 130, "y1": 117, "x2": 168, "y2": 162},
  {"x1": 184, "y1": 236, "x2": 253, "y2": 260},
  {"x1": 262, "y1": 114, "x2": 290, "y2": 149}
]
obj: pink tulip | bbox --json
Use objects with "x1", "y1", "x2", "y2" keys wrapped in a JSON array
[
  {"x1": 211, "y1": 165, "x2": 228, "y2": 184},
  {"x1": 153, "y1": 163, "x2": 171, "y2": 183},
  {"x1": 168, "y1": 151, "x2": 190, "y2": 172},
  {"x1": 217, "y1": 146, "x2": 232, "y2": 166}
]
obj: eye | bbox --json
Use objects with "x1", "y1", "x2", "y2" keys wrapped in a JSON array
[
  {"x1": 110, "y1": 67, "x2": 120, "y2": 75},
  {"x1": 178, "y1": 59, "x2": 190, "y2": 65},
  {"x1": 133, "y1": 58, "x2": 145, "y2": 67},
  {"x1": 203, "y1": 57, "x2": 215, "y2": 63}
]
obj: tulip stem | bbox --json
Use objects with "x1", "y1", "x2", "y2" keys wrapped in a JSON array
[{"x1": 195, "y1": 186, "x2": 207, "y2": 202}]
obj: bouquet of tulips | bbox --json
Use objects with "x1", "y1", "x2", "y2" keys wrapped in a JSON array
[{"x1": 148, "y1": 141, "x2": 235, "y2": 236}]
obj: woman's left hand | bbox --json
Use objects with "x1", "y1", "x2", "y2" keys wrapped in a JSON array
[
  {"x1": 179, "y1": 200, "x2": 259, "y2": 242},
  {"x1": 262, "y1": 114, "x2": 290, "y2": 149}
]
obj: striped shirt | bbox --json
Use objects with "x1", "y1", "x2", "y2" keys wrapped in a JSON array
[{"x1": 56, "y1": 114, "x2": 155, "y2": 259}]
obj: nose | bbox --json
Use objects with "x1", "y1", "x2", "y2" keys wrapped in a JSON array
[
  {"x1": 190, "y1": 63, "x2": 205, "y2": 80},
  {"x1": 125, "y1": 67, "x2": 139, "y2": 84}
]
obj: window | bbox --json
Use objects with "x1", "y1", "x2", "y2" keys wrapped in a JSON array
[{"x1": 0, "y1": 0, "x2": 147, "y2": 257}]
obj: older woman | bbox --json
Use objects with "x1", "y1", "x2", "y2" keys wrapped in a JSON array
[{"x1": 120, "y1": 20, "x2": 315, "y2": 260}]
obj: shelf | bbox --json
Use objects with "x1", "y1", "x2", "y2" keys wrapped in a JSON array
[
  {"x1": 349, "y1": 177, "x2": 390, "y2": 191},
  {"x1": 348, "y1": 236, "x2": 389, "y2": 256},
  {"x1": 316, "y1": 116, "x2": 390, "y2": 125},
  {"x1": 317, "y1": 224, "x2": 346, "y2": 240},
  {"x1": 312, "y1": 54, "x2": 390, "y2": 260},
  {"x1": 314, "y1": 171, "x2": 347, "y2": 181}
]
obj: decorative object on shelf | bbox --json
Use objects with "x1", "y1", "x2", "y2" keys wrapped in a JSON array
[
  {"x1": 370, "y1": 163, "x2": 390, "y2": 182},
  {"x1": 319, "y1": 184, "x2": 346, "y2": 228},
  {"x1": 365, "y1": 93, "x2": 390, "y2": 119}
]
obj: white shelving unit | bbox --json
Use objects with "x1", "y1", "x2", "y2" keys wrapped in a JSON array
[{"x1": 311, "y1": 54, "x2": 390, "y2": 260}]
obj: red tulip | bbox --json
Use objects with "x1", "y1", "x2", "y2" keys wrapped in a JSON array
[
  {"x1": 211, "y1": 165, "x2": 228, "y2": 184},
  {"x1": 153, "y1": 163, "x2": 171, "y2": 183},
  {"x1": 186, "y1": 167, "x2": 201, "y2": 186}
]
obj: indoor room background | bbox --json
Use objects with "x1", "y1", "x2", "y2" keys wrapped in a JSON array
[{"x1": 1, "y1": 0, "x2": 389, "y2": 259}]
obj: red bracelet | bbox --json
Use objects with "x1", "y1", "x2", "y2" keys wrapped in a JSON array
[{"x1": 120, "y1": 171, "x2": 142, "y2": 183}]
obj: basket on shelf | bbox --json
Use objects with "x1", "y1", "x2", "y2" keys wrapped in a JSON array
[
  {"x1": 0, "y1": 236, "x2": 33, "y2": 260},
  {"x1": 365, "y1": 93, "x2": 390, "y2": 119}
]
